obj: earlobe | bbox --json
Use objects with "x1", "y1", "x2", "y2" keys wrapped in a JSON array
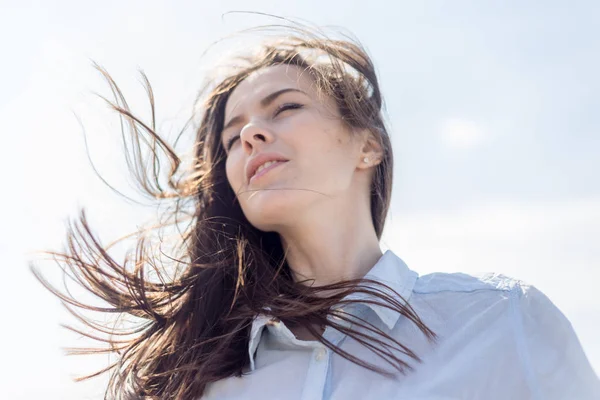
[
  {"x1": 361, "y1": 154, "x2": 382, "y2": 167},
  {"x1": 359, "y1": 131, "x2": 384, "y2": 167},
  {"x1": 358, "y1": 151, "x2": 384, "y2": 171}
]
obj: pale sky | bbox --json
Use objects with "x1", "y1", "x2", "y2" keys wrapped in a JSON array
[{"x1": 1, "y1": 1, "x2": 599, "y2": 398}]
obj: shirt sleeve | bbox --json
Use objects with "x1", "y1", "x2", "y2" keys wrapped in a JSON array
[{"x1": 513, "y1": 282, "x2": 600, "y2": 400}]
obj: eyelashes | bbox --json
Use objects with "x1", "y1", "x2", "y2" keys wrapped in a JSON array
[
  {"x1": 224, "y1": 103, "x2": 304, "y2": 151},
  {"x1": 274, "y1": 102, "x2": 303, "y2": 116}
]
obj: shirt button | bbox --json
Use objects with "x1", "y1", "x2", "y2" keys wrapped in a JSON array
[{"x1": 315, "y1": 348, "x2": 327, "y2": 361}]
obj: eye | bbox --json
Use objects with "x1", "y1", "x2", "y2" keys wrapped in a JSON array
[
  {"x1": 225, "y1": 134, "x2": 240, "y2": 152},
  {"x1": 224, "y1": 103, "x2": 304, "y2": 153},
  {"x1": 274, "y1": 102, "x2": 303, "y2": 117}
]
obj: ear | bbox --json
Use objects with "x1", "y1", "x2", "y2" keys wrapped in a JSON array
[{"x1": 357, "y1": 128, "x2": 384, "y2": 169}]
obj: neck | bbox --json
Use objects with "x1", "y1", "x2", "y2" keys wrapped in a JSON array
[{"x1": 278, "y1": 196, "x2": 383, "y2": 291}]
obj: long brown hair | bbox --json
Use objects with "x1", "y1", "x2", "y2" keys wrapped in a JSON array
[{"x1": 32, "y1": 24, "x2": 438, "y2": 400}]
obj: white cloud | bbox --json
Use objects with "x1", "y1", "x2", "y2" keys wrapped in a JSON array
[{"x1": 439, "y1": 117, "x2": 486, "y2": 149}]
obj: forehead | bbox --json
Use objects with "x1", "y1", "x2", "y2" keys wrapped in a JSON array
[{"x1": 225, "y1": 64, "x2": 316, "y2": 116}]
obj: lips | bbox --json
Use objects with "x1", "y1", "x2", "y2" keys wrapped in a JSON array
[
  {"x1": 250, "y1": 160, "x2": 288, "y2": 183},
  {"x1": 246, "y1": 152, "x2": 289, "y2": 182}
]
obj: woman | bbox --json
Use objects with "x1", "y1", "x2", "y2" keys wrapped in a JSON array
[{"x1": 34, "y1": 25, "x2": 600, "y2": 400}]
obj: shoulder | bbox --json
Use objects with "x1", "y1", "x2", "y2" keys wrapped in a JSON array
[
  {"x1": 413, "y1": 270, "x2": 525, "y2": 295},
  {"x1": 412, "y1": 269, "x2": 575, "y2": 350},
  {"x1": 411, "y1": 268, "x2": 571, "y2": 327},
  {"x1": 411, "y1": 270, "x2": 537, "y2": 321},
  {"x1": 408, "y1": 271, "x2": 532, "y2": 332}
]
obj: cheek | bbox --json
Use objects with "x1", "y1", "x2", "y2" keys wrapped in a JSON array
[
  {"x1": 225, "y1": 157, "x2": 243, "y2": 189},
  {"x1": 298, "y1": 132, "x2": 357, "y2": 188},
  {"x1": 290, "y1": 111, "x2": 339, "y2": 148},
  {"x1": 300, "y1": 120, "x2": 354, "y2": 162}
]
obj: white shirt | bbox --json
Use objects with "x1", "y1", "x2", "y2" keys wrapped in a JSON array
[{"x1": 202, "y1": 250, "x2": 600, "y2": 399}]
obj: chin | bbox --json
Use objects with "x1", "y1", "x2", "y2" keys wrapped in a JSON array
[
  {"x1": 240, "y1": 182, "x2": 318, "y2": 229},
  {"x1": 246, "y1": 206, "x2": 288, "y2": 232},
  {"x1": 242, "y1": 193, "x2": 298, "y2": 231}
]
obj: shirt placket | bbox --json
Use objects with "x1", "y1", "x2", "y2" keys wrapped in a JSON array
[
  {"x1": 298, "y1": 344, "x2": 331, "y2": 400},
  {"x1": 265, "y1": 306, "x2": 359, "y2": 400},
  {"x1": 298, "y1": 307, "x2": 355, "y2": 400},
  {"x1": 265, "y1": 319, "x2": 331, "y2": 400}
]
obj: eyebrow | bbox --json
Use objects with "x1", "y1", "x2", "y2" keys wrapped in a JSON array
[{"x1": 222, "y1": 88, "x2": 307, "y2": 133}]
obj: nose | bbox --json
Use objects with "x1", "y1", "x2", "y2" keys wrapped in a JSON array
[{"x1": 239, "y1": 121, "x2": 273, "y2": 154}]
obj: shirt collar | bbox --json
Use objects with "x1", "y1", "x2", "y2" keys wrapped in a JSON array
[{"x1": 247, "y1": 249, "x2": 418, "y2": 371}]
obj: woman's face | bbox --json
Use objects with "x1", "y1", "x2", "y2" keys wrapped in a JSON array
[{"x1": 222, "y1": 64, "x2": 371, "y2": 232}]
